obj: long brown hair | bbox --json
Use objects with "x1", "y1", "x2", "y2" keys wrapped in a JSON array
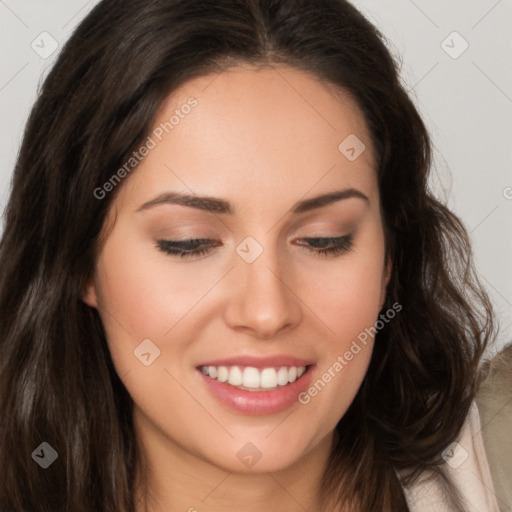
[{"x1": 0, "y1": 1, "x2": 496, "y2": 510}]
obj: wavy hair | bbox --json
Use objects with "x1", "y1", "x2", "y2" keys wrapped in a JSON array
[{"x1": 0, "y1": 0, "x2": 496, "y2": 511}]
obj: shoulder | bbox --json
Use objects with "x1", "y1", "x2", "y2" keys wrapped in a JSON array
[
  {"x1": 402, "y1": 401, "x2": 501, "y2": 512},
  {"x1": 475, "y1": 344, "x2": 512, "y2": 512}
]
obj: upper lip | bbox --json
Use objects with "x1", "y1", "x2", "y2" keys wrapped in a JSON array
[{"x1": 196, "y1": 355, "x2": 314, "y2": 368}]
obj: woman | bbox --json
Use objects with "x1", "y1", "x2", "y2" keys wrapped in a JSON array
[{"x1": 0, "y1": 0, "x2": 498, "y2": 511}]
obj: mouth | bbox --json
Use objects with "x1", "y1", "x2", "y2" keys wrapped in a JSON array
[
  {"x1": 199, "y1": 364, "x2": 308, "y2": 391},
  {"x1": 195, "y1": 358, "x2": 315, "y2": 415}
]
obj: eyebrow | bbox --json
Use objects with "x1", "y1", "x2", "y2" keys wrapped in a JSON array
[{"x1": 137, "y1": 188, "x2": 369, "y2": 215}]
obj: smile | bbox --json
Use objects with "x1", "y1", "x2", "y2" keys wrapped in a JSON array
[
  {"x1": 197, "y1": 362, "x2": 315, "y2": 415},
  {"x1": 200, "y1": 365, "x2": 307, "y2": 391}
]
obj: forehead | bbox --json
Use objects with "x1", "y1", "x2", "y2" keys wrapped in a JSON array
[{"x1": 117, "y1": 64, "x2": 377, "y2": 213}]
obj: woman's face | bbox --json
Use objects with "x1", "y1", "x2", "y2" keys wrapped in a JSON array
[{"x1": 84, "y1": 64, "x2": 390, "y2": 475}]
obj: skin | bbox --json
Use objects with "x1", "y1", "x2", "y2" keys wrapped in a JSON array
[{"x1": 84, "y1": 63, "x2": 391, "y2": 512}]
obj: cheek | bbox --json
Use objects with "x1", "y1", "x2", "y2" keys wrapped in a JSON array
[
  {"x1": 94, "y1": 238, "x2": 213, "y2": 341},
  {"x1": 298, "y1": 277, "x2": 379, "y2": 435},
  {"x1": 92, "y1": 233, "x2": 228, "y2": 389},
  {"x1": 297, "y1": 246, "x2": 386, "y2": 421},
  {"x1": 305, "y1": 252, "x2": 386, "y2": 345},
  {"x1": 335, "y1": 265, "x2": 384, "y2": 339}
]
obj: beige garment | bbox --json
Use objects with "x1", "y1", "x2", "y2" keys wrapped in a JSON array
[
  {"x1": 403, "y1": 401, "x2": 501, "y2": 512},
  {"x1": 475, "y1": 346, "x2": 512, "y2": 512}
]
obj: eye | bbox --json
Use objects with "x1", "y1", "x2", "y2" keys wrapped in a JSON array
[
  {"x1": 295, "y1": 235, "x2": 353, "y2": 257},
  {"x1": 156, "y1": 235, "x2": 353, "y2": 259},
  {"x1": 156, "y1": 238, "x2": 221, "y2": 258}
]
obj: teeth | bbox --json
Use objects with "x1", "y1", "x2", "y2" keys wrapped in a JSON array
[
  {"x1": 200, "y1": 365, "x2": 308, "y2": 390},
  {"x1": 217, "y1": 366, "x2": 229, "y2": 382},
  {"x1": 228, "y1": 366, "x2": 243, "y2": 386},
  {"x1": 242, "y1": 367, "x2": 260, "y2": 388},
  {"x1": 260, "y1": 368, "x2": 277, "y2": 388},
  {"x1": 276, "y1": 367, "x2": 289, "y2": 386}
]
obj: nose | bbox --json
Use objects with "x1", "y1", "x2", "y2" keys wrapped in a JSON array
[{"x1": 224, "y1": 247, "x2": 302, "y2": 339}]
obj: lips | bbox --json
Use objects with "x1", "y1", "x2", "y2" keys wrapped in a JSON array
[
  {"x1": 196, "y1": 354, "x2": 315, "y2": 415},
  {"x1": 196, "y1": 355, "x2": 314, "y2": 369}
]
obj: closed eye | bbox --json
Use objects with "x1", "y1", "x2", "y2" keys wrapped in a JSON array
[
  {"x1": 156, "y1": 238, "x2": 221, "y2": 258},
  {"x1": 295, "y1": 235, "x2": 353, "y2": 256},
  {"x1": 156, "y1": 235, "x2": 353, "y2": 259}
]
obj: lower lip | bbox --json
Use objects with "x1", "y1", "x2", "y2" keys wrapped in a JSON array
[{"x1": 197, "y1": 366, "x2": 315, "y2": 415}]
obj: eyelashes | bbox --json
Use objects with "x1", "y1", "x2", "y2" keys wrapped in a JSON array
[
  {"x1": 295, "y1": 235, "x2": 353, "y2": 256},
  {"x1": 157, "y1": 238, "x2": 220, "y2": 258},
  {"x1": 156, "y1": 235, "x2": 353, "y2": 259}
]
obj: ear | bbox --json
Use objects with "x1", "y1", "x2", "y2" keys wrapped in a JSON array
[
  {"x1": 82, "y1": 277, "x2": 98, "y2": 308},
  {"x1": 379, "y1": 257, "x2": 392, "y2": 309}
]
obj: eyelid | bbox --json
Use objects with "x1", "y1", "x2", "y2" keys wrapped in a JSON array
[
  {"x1": 289, "y1": 227, "x2": 353, "y2": 242},
  {"x1": 156, "y1": 234, "x2": 354, "y2": 260}
]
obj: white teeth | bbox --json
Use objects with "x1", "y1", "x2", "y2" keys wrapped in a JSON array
[
  {"x1": 276, "y1": 367, "x2": 289, "y2": 386},
  {"x1": 217, "y1": 366, "x2": 229, "y2": 382},
  {"x1": 228, "y1": 366, "x2": 243, "y2": 386},
  {"x1": 200, "y1": 364, "x2": 308, "y2": 390},
  {"x1": 242, "y1": 367, "x2": 260, "y2": 388},
  {"x1": 260, "y1": 368, "x2": 277, "y2": 388}
]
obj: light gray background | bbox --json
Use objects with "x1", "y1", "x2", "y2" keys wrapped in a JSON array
[{"x1": 1, "y1": 0, "x2": 511, "y2": 351}]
